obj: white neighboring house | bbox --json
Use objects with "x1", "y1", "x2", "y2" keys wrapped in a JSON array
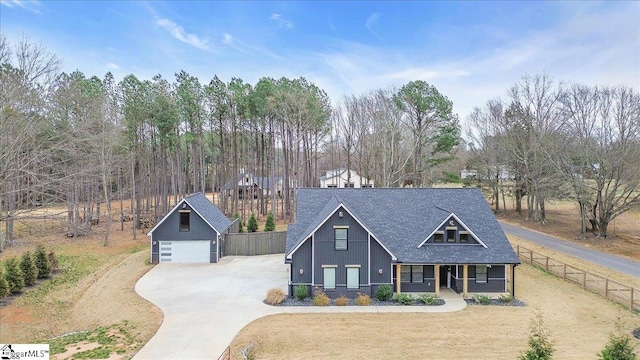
[
  {"x1": 319, "y1": 168, "x2": 374, "y2": 188},
  {"x1": 460, "y1": 169, "x2": 478, "y2": 179}
]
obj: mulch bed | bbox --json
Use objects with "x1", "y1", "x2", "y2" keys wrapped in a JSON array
[
  {"x1": 464, "y1": 298, "x2": 526, "y2": 306},
  {"x1": 270, "y1": 297, "x2": 446, "y2": 307}
]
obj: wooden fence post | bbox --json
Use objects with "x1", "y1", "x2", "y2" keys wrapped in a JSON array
[
  {"x1": 563, "y1": 264, "x2": 566, "y2": 281},
  {"x1": 605, "y1": 278, "x2": 608, "y2": 299},
  {"x1": 517, "y1": 245, "x2": 520, "y2": 257},
  {"x1": 582, "y1": 272, "x2": 586, "y2": 289},
  {"x1": 530, "y1": 250, "x2": 533, "y2": 265},
  {"x1": 545, "y1": 257, "x2": 549, "y2": 272},
  {"x1": 631, "y1": 288, "x2": 634, "y2": 310}
]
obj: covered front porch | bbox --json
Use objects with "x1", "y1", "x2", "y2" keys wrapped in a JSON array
[{"x1": 392, "y1": 263, "x2": 516, "y2": 298}]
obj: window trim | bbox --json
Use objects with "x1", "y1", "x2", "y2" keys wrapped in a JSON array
[
  {"x1": 179, "y1": 210, "x2": 190, "y2": 232},
  {"x1": 334, "y1": 226, "x2": 348, "y2": 250},
  {"x1": 323, "y1": 267, "x2": 336, "y2": 289},
  {"x1": 446, "y1": 228, "x2": 456, "y2": 243},
  {"x1": 460, "y1": 231, "x2": 470, "y2": 243},
  {"x1": 433, "y1": 231, "x2": 444, "y2": 243}
]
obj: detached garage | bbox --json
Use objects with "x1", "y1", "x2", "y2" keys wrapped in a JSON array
[{"x1": 147, "y1": 193, "x2": 232, "y2": 264}]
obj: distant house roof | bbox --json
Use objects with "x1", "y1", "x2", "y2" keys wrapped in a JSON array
[
  {"x1": 319, "y1": 168, "x2": 347, "y2": 181},
  {"x1": 147, "y1": 192, "x2": 232, "y2": 236},
  {"x1": 286, "y1": 188, "x2": 519, "y2": 265},
  {"x1": 223, "y1": 173, "x2": 282, "y2": 191}
]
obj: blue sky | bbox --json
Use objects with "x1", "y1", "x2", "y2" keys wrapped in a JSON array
[{"x1": 1, "y1": 0, "x2": 638, "y2": 121}]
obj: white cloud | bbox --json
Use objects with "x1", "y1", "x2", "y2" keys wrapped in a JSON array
[
  {"x1": 269, "y1": 14, "x2": 293, "y2": 29},
  {"x1": 106, "y1": 62, "x2": 119, "y2": 69},
  {"x1": 0, "y1": 0, "x2": 41, "y2": 14},
  {"x1": 156, "y1": 18, "x2": 212, "y2": 51}
]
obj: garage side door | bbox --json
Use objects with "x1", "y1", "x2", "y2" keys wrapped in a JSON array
[{"x1": 159, "y1": 241, "x2": 211, "y2": 263}]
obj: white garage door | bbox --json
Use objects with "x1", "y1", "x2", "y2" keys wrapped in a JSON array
[{"x1": 159, "y1": 241, "x2": 211, "y2": 263}]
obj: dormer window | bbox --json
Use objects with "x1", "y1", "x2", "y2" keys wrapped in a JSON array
[
  {"x1": 446, "y1": 227, "x2": 457, "y2": 242},
  {"x1": 434, "y1": 231, "x2": 444, "y2": 243},
  {"x1": 460, "y1": 232, "x2": 470, "y2": 243}
]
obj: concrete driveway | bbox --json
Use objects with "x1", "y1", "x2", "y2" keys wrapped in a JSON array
[{"x1": 134, "y1": 254, "x2": 466, "y2": 360}]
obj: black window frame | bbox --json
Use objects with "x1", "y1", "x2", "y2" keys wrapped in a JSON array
[
  {"x1": 460, "y1": 232, "x2": 470, "y2": 243},
  {"x1": 447, "y1": 229, "x2": 456, "y2": 242},
  {"x1": 179, "y1": 211, "x2": 190, "y2": 232},
  {"x1": 401, "y1": 265, "x2": 423, "y2": 283},
  {"x1": 433, "y1": 232, "x2": 444, "y2": 243}
]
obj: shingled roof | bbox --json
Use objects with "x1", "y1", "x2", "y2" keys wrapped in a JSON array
[
  {"x1": 147, "y1": 192, "x2": 232, "y2": 235},
  {"x1": 286, "y1": 188, "x2": 520, "y2": 265}
]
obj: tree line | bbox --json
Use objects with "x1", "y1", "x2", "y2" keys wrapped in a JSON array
[{"x1": 1, "y1": 35, "x2": 637, "y2": 249}]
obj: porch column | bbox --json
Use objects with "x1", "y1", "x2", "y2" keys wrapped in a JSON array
[
  {"x1": 434, "y1": 264, "x2": 440, "y2": 297},
  {"x1": 506, "y1": 264, "x2": 514, "y2": 295},
  {"x1": 463, "y1": 265, "x2": 469, "y2": 298},
  {"x1": 396, "y1": 264, "x2": 401, "y2": 293}
]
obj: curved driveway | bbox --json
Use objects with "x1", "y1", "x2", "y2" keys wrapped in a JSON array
[
  {"x1": 500, "y1": 222, "x2": 639, "y2": 277},
  {"x1": 134, "y1": 254, "x2": 467, "y2": 360}
]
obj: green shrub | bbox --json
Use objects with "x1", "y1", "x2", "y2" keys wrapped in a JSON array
[
  {"x1": 355, "y1": 293, "x2": 371, "y2": 306},
  {"x1": 48, "y1": 251, "x2": 59, "y2": 273},
  {"x1": 474, "y1": 294, "x2": 491, "y2": 305},
  {"x1": 418, "y1": 293, "x2": 438, "y2": 305},
  {"x1": 5, "y1": 257, "x2": 24, "y2": 294},
  {"x1": 20, "y1": 251, "x2": 38, "y2": 286},
  {"x1": 34, "y1": 244, "x2": 51, "y2": 279},
  {"x1": 264, "y1": 212, "x2": 275, "y2": 232},
  {"x1": 519, "y1": 309, "x2": 554, "y2": 360},
  {"x1": 375, "y1": 284, "x2": 392, "y2": 301},
  {"x1": 335, "y1": 295, "x2": 349, "y2": 306},
  {"x1": 294, "y1": 284, "x2": 308, "y2": 301},
  {"x1": 598, "y1": 318, "x2": 637, "y2": 360},
  {"x1": 393, "y1": 293, "x2": 413, "y2": 305},
  {"x1": 499, "y1": 294, "x2": 514, "y2": 303},
  {"x1": 233, "y1": 212, "x2": 244, "y2": 233},
  {"x1": 265, "y1": 287, "x2": 286, "y2": 305},
  {"x1": 247, "y1": 213, "x2": 258, "y2": 233},
  {"x1": 0, "y1": 269, "x2": 9, "y2": 298},
  {"x1": 312, "y1": 289, "x2": 330, "y2": 306}
]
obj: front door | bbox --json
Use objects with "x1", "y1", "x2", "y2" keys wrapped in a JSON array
[{"x1": 439, "y1": 265, "x2": 451, "y2": 288}]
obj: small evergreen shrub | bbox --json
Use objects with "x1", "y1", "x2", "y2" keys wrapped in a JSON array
[
  {"x1": 0, "y1": 269, "x2": 10, "y2": 298},
  {"x1": 375, "y1": 284, "x2": 392, "y2": 301},
  {"x1": 5, "y1": 257, "x2": 25, "y2": 294},
  {"x1": 393, "y1": 293, "x2": 413, "y2": 305},
  {"x1": 233, "y1": 212, "x2": 244, "y2": 233},
  {"x1": 355, "y1": 293, "x2": 371, "y2": 306},
  {"x1": 20, "y1": 251, "x2": 38, "y2": 286},
  {"x1": 48, "y1": 251, "x2": 59, "y2": 273},
  {"x1": 598, "y1": 316, "x2": 637, "y2": 360},
  {"x1": 499, "y1": 294, "x2": 514, "y2": 303},
  {"x1": 294, "y1": 285, "x2": 308, "y2": 301},
  {"x1": 474, "y1": 294, "x2": 491, "y2": 305},
  {"x1": 335, "y1": 295, "x2": 349, "y2": 306},
  {"x1": 264, "y1": 212, "x2": 275, "y2": 232},
  {"x1": 265, "y1": 287, "x2": 286, "y2": 305},
  {"x1": 247, "y1": 213, "x2": 258, "y2": 233},
  {"x1": 312, "y1": 289, "x2": 330, "y2": 306},
  {"x1": 34, "y1": 244, "x2": 51, "y2": 279},
  {"x1": 418, "y1": 293, "x2": 438, "y2": 305},
  {"x1": 519, "y1": 309, "x2": 554, "y2": 360}
]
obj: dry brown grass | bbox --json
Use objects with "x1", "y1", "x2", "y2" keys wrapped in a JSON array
[
  {"x1": 312, "y1": 290, "x2": 330, "y2": 306},
  {"x1": 231, "y1": 264, "x2": 640, "y2": 359},
  {"x1": 265, "y1": 287, "x2": 286, "y2": 305},
  {"x1": 335, "y1": 295, "x2": 349, "y2": 306},
  {"x1": 354, "y1": 293, "x2": 372, "y2": 306}
]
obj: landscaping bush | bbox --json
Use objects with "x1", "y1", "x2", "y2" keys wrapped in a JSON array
[
  {"x1": 598, "y1": 317, "x2": 637, "y2": 360},
  {"x1": 0, "y1": 269, "x2": 9, "y2": 298},
  {"x1": 265, "y1": 287, "x2": 286, "y2": 305},
  {"x1": 233, "y1": 212, "x2": 244, "y2": 233},
  {"x1": 335, "y1": 295, "x2": 349, "y2": 306},
  {"x1": 375, "y1": 284, "x2": 392, "y2": 301},
  {"x1": 294, "y1": 284, "x2": 308, "y2": 301},
  {"x1": 20, "y1": 251, "x2": 38, "y2": 286},
  {"x1": 499, "y1": 294, "x2": 514, "y2": 303},
  {"x1": 5, "y1": 257, "x2": 25, "y2": 294},
  {"x1": 418, "y1": 293, "x2": 438, "y2": 305},
  {"x1": 312, "y1": 289, "x2": 330, "y2": 306},
  {"x1": 393, "y1": 293, "x2": 413, "y2": 305},
  {"x1": 519, "y1": 309, "x2": 554, "y2": 360},
  {"x1": 264, "y1": 212, "x2": 275, "y2": 232},
  {"x1": 48, "y1": 251, "x2": 59, "y2": 273},
  {"x1": 354, "y1": 293, "x2": 371, "y2": 306},
  {"x1": 34, "y1": 244, "x2": 51, "y2": 279},
  {"x1": 474, "y1": 294, "x2": 491, "y2": 305},
  {"x1": 247, "y1": 213, "x2": 258, "y2": 233}
]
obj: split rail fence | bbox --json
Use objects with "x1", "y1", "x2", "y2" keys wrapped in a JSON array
[
  {"x1": 516, "y1": 245, "x2": 639, "y2": 311},
  {"x1": 223, "y1": 231, "x2": 286, "y2": 256}
]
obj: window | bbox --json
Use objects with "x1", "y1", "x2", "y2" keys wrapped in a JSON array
[
  {"x1": 346, "y1": 267, "x2": 359, "y2": 289},
  {"x1": 434, "y1": 232, "x2": 444, "y2": 243},
  {"x1": 476, "y1": 265, "x2": 487, "y2": 283},
  {"x1": 335, "y1": 227, "x2": 348, "y2": 250},
  {"x1": 447, "y1": 228, "x2": 456, "y2": 242},
  {"x1": 327, "y1": 184, "x2": 337, "y2": 188},
  {"x1": 179, "y1": 211, "x2": 190, "y2": 232},
  {"x1": 323, "y1": 267, "x2": 336, "y2": 289},
  {"x1": 460, "y1": 232, "x2": 470, "y2": 243},
  {"x1": 401, "y1": 265, "x2": 423, "y2": 283},
  {"x1": 346, "y1": 182, "x2": 355, "y2": 188}
]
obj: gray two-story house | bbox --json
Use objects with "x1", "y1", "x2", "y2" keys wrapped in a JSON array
[{"x1": 285, "y1": 188, "x2": 520, "y2": 298}]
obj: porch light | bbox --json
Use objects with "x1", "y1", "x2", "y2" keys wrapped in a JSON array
[
  {"x1": 378, "y1": 268, "x2": 383, "y2": 275},
  {"x1": 299, "y1": 268, "x2": 304, "y2": 275}
]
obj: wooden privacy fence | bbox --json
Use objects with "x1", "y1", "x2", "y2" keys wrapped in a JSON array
[
  {"x1": 224, "y1": 231, "x2": 286, "y2": 256},
  {"x1": 516, "y1": 245, "x2": 639, "y2": 311}
]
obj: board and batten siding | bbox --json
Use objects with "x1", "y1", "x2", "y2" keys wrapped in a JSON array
[
  {"x1": 369, "y1": 236, "x2": 392, "y2": 284},
  {"x1": 150, "y1": 203, "x2": 219, "y2": 263},
  {"x1": 452, "y1": 265, "x2": 506, "y2": 292},
  {"x1": 313, "y1": 207, "x2": 369, "y2": 286},
  {"x1": 291, "y1": 237, "x2": 312, "y2": 284}
]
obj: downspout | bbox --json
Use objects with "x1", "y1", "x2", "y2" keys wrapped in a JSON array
[{"x1": 512, "y1": 264, "x2": 517, "y2": 298}]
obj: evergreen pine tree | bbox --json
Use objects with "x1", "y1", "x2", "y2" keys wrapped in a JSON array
[
  {"x1": 0, "y1": 269, "x2": 10, "y2": 298},
  {"x1": 5, "y1": 257, "x2": 25, "y2": 294},
  {"x1": 519, "y1": 309, "x2": 554, "y2": 360},
  {"x1": 20, "y1": 251, "x2": 38, "y2": 286},
  {"x1": 34, "y1": 244, "x2": 51, "y2": 279},
  {"x1": 48, "y1": 251, "x2": 59, "y2": 273},
  {"x1": 233, "y1": 212, "x2": 244, "y2": 233},
  {"x1": 264, "y1": 212, "x2": 275, "y2": 232},
  {"x1": 247, "y1": 213, "x2": 258, "y2": 233},
  {"x1": 599, "y1": 316, "x2": 637, "y2": 360}
]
